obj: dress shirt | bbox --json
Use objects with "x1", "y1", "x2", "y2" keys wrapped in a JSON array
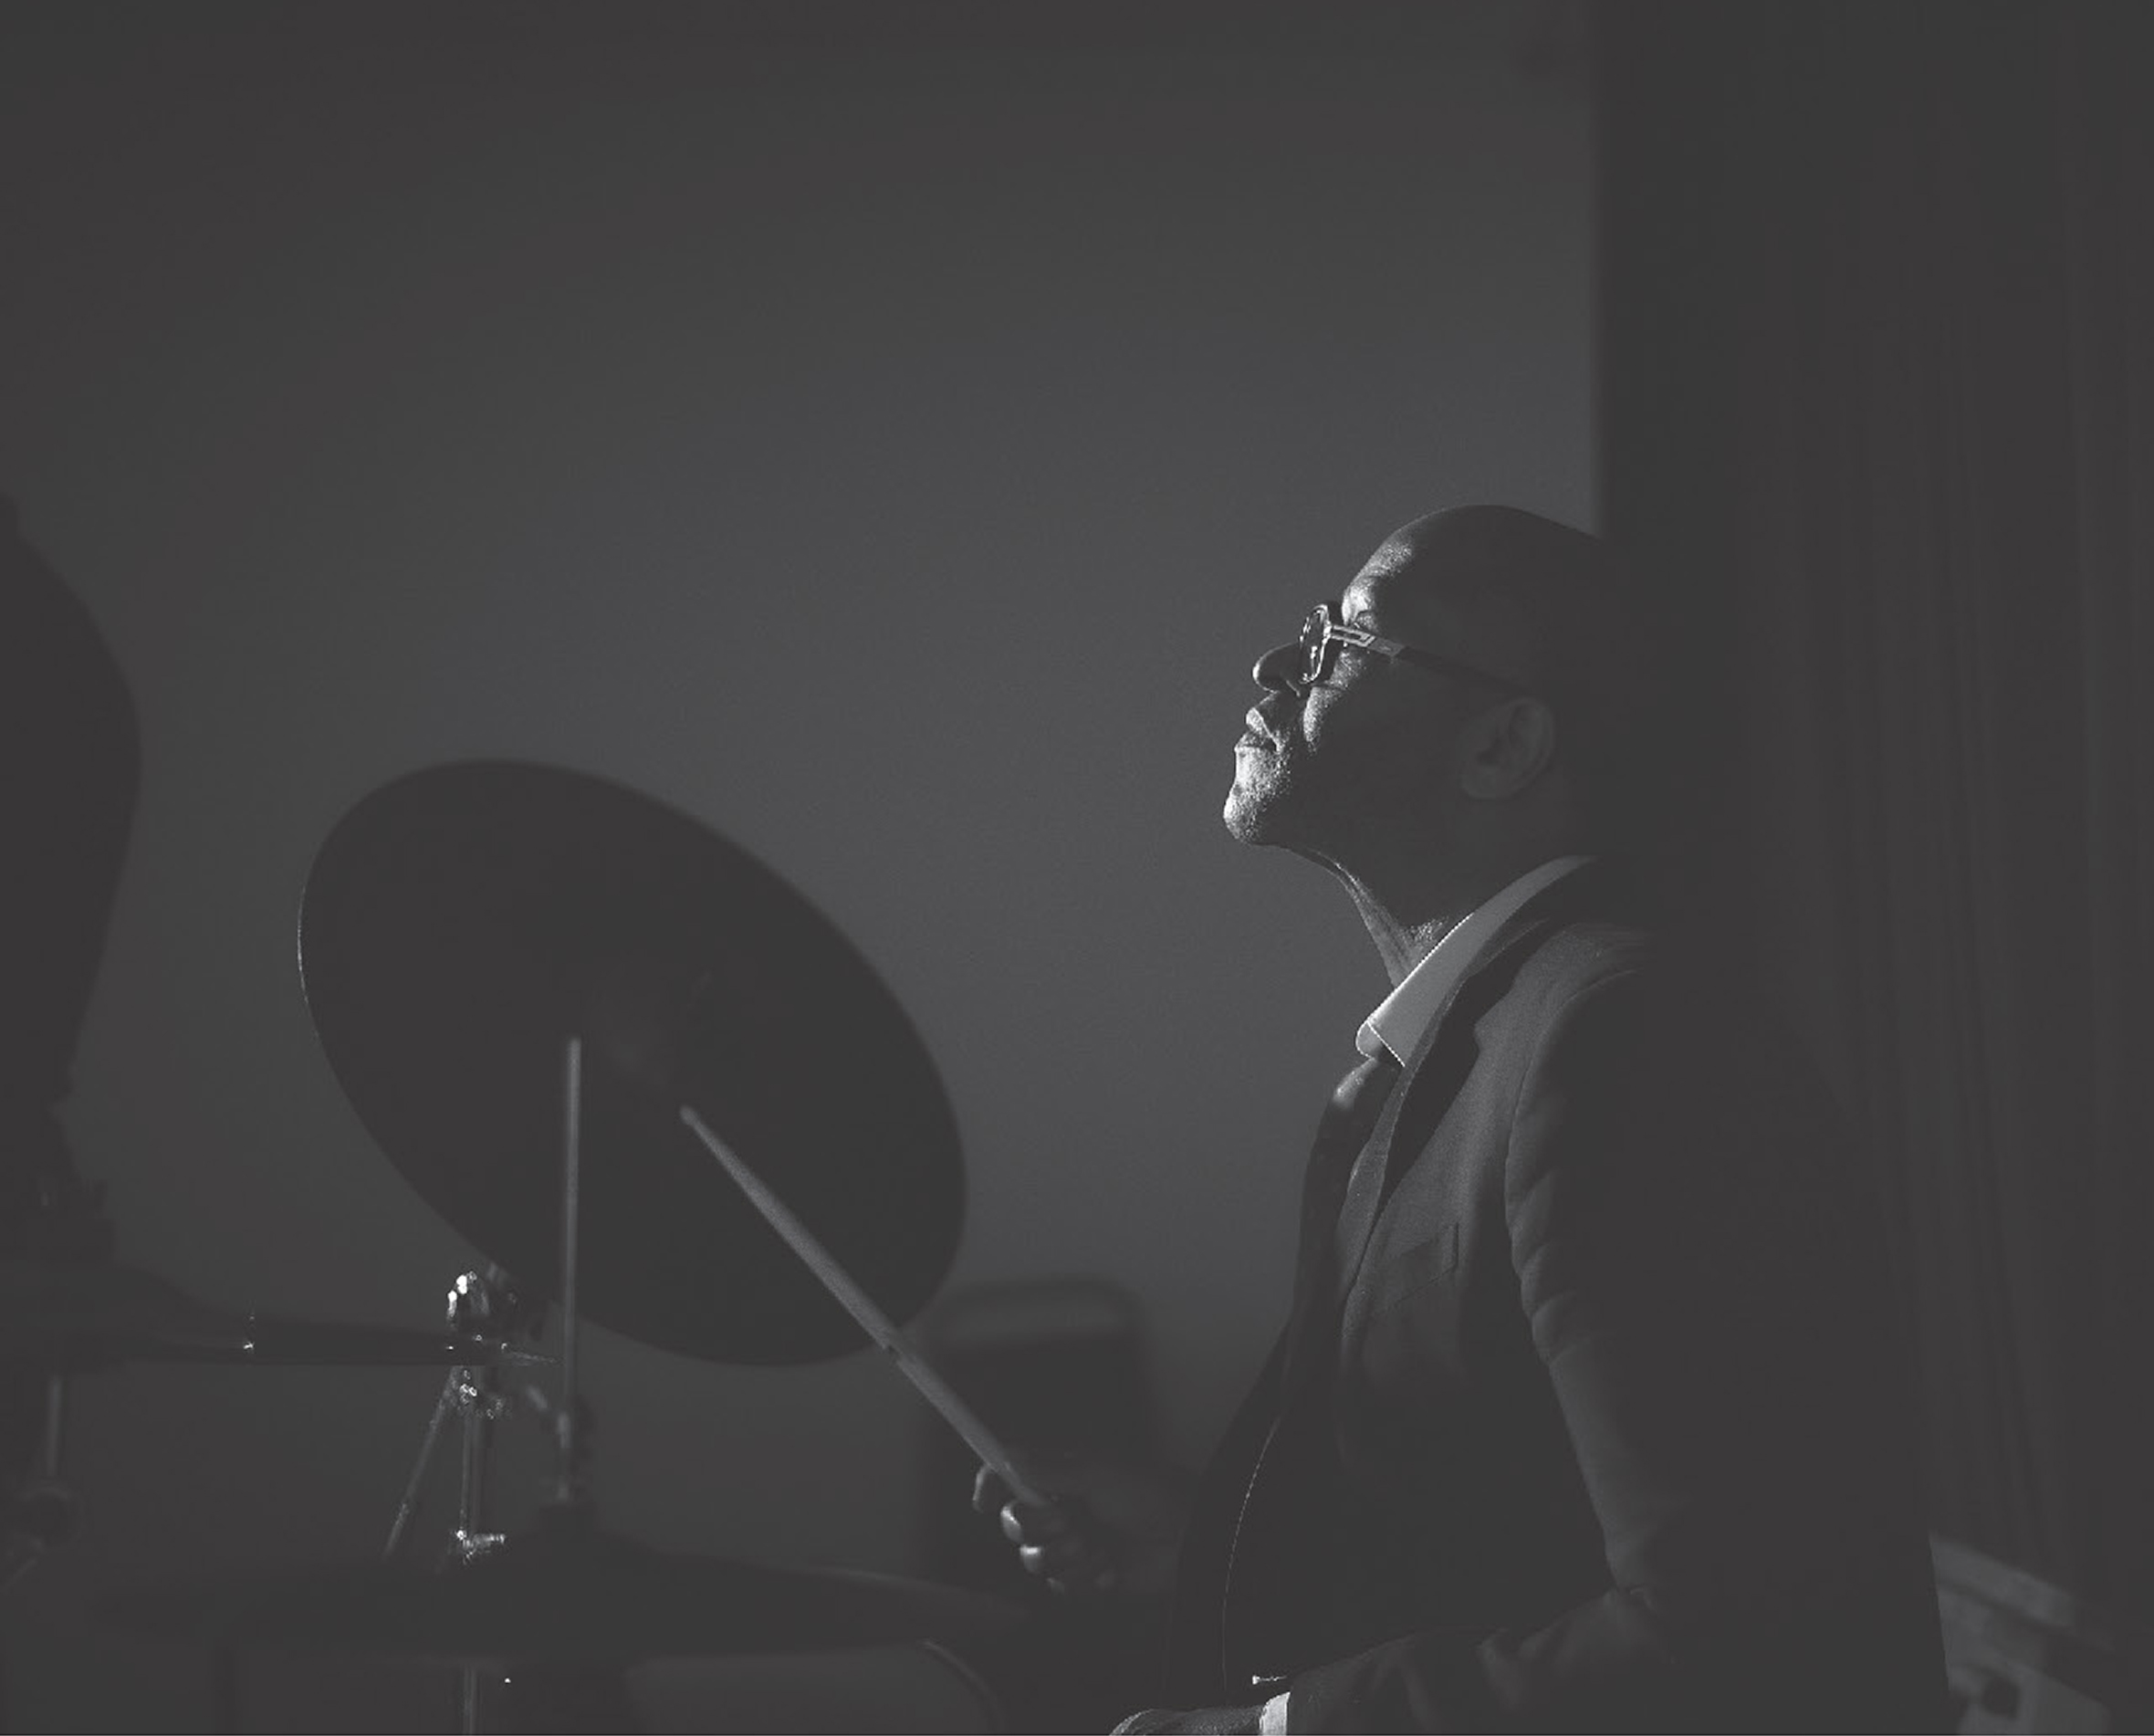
[{"x1": 1354, "y1": 855, "x2": 1592, "y2": 1066}]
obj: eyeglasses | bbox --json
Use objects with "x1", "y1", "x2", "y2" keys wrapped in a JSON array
[{"x1": 1295, "y1": 601, "x2": 1522, "y2": 693}]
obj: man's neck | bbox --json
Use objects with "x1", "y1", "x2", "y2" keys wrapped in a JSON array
[{"x1": 1334, "y1": 843, "x2": 1574, "y2": 988}]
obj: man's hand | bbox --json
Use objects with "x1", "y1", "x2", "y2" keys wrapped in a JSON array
[{"x1": 970, "y1": 1452, "x2": 1192, "y2": 1601}]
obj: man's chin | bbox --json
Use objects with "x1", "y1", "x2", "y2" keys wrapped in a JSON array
[{"x1": 1222, "y1": 785, "x2": 1291, "y2": 847}]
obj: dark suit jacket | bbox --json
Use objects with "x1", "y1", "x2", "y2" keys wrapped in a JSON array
[{"x1": 1166, "y1": 865, "x2": 1948, "y2": 1732}]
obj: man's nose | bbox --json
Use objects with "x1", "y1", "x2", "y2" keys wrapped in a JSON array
[{"x1": 1252, "y1": 642, "x2": 1303, "y2": 694}]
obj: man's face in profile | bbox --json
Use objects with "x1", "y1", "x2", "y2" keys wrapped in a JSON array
[{"x1": 1224, "y1": 537, "x2": 1486, "y2": 863}]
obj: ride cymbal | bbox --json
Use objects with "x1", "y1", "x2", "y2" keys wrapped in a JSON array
[{"x1": 297, "y1": 762, "x2": 964, "y2": 1365}]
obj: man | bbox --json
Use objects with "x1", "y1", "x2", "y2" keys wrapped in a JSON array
[{"x1": 979, "y1": 507, "x2": 1946, "y2": 1731}]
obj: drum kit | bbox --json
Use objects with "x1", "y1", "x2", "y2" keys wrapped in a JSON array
[{"x1": 2, "y1": 760, "x2": 1040, "y2": 1732}]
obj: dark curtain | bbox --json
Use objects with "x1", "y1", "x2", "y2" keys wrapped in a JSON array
[{"x1": 1595, "y1": 0, "x2": 2152, "y2": 1617}]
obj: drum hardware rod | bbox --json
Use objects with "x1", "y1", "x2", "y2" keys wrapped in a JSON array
[
  {"x1": 458, "y1": 1654, "x2": 483, "y2": 1736},
  {"x1": 553, "y1": 1035, "x2": 591, "y2": 1508},
  {"x1": 382, "y1": 1370, "x2": 456, "y2": 1561},
  {"x1": 454, "y1": 1362, "x2": 510, "y2": 1566},
  {"x1": 450, "y1": 1270, "x2": 517, "y2": 1736},
  {"x1": 453, "y1": 1354, "x2": 497, "y2": 1736},
  {"x1": 0, "y1": 1372, "x2": 82, "y2": 1591},
  {"x1": 38, "y1": 1370, "x2": 65, "y2": 1481},
  {"x1": 678, "y1": 1103, "x2": 1049, "y2": 1509}
]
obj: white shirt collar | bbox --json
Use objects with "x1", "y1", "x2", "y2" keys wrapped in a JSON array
[{"x1": 1354, "y1": 855, "x2": 1593, "y2": 1065}]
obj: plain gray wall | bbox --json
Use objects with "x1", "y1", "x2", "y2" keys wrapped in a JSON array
[{"x1": 0, "y1": 4, "x2": 1591, "y2": 1726}]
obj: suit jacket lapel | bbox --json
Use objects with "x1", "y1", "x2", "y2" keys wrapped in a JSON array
[{"x1": 1328, "y1": 859, "x2": 1626, "y2": 1317}]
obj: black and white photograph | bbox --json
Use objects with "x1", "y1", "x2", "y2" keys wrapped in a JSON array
[{"x1": 1, "y1": 3, "x2": 2147, "y2": 1731}]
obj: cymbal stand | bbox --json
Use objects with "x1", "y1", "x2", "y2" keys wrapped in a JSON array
[{"x1": 382, "y1": 1267, "x2": 534, "y2": 1566}]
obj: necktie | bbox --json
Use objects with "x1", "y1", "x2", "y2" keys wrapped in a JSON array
[{"x1": 1282, "y1": 1048, "x2": 1402, "y2": 1387}]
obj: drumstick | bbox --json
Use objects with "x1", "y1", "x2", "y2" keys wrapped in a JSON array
[{"x1": 678, "y1": 1103, "x2": 1051, "y2": 1510}]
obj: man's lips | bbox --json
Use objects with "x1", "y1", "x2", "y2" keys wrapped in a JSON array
[{"x1": 1239, "y1": 709, "x2": 1281, "y2": 751}]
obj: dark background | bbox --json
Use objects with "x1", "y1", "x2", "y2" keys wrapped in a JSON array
[
  {"x1": 0, "y1": 3, "x2": 1593, "y2": 1727},
  {"x1": 1598, "y1": 0, "x2": 2151, "y2": 1655}
]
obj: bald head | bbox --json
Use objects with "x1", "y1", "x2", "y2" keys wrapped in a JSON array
[
  {"x1": 1367, "y1": 507, "x2": 1638, "y2": 685},
  {"x1": 1363, "y1": 507, "x2": 1657, "y2": 810}
]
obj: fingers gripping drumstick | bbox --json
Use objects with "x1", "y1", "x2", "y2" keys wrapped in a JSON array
[{"x1": 678, "y1": 1104, "x2": 1051, "y2": 1511}]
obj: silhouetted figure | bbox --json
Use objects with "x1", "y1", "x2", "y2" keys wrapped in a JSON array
[
  {"x1": 0, "y1": 493, "x2": 139, "y2": 1580},
  {"x1": 0, "y1": 494, "x2": 135, "y2": 1240}
]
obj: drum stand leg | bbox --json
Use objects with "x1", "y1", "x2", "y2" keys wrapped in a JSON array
[{"x1": 382, "y1": 1372, "x2": 455, "y2": 1563}]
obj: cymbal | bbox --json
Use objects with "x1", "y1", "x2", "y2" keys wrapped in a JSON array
[
  {"x1": 0, "y1": 1260, "x2": 546, "y2": 1368},
  {"x1": 99, "y1": 1519, "x2": 1019, "y2": 1662},
  {"x1": 297, "y1": 762, "x2": 964, "y2": 1366}
]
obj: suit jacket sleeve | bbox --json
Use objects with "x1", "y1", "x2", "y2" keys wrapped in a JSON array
[{"x1": 1284, "y1": 964, "x2": 1937, "y2": 1733}]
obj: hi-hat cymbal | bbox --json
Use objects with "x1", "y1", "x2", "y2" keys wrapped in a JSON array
[
  {"x1": 99, "y1": 1519, "x2": 1018, "y2": 1662},
  {"x1": 297, "y1": 762, "x2": 965, "y2": 1366},
  {"x1": 0, "y1": 1260, "x2": 545, "y2": 1368}
]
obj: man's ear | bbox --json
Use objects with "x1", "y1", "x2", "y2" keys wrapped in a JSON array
[{"x1": 1458, "y1": 695, "x2": 1558, "y2": 800}]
